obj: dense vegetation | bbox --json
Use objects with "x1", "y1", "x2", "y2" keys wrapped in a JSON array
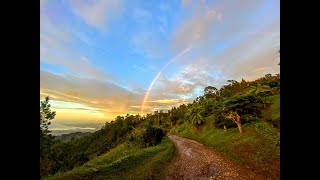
[
  {"x1": 167, "y1": 74, "x2": 280, "y2": 178},
  {"x1": 40, "y1": 72, "x2": 280, "y2": 179},
  {"x1": 55, "y1": 132, "x2": 91, "y2": 143},
  {"x1": 45, "y1": 137, "x2": 174, "y2": 180},
  {"x1": 40, "y1": 99, "x2": 166, "y2": 178}
]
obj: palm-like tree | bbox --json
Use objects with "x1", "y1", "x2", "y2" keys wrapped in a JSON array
[
  {"x1": 249, "y1": 84, "x2": 272, "y2": 106},
  {"x1": 185, "y1": 105, "x2": 204, "y2": 126},
  {"x1": 249, "y1": 84, "x2": 271, "y2": 96}
]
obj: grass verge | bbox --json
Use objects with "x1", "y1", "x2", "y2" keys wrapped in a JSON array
[
  {"x1": 170, "y1": 121, "x2": 280, "y2": 179},
  {"x1": 171, "y1": 122, "x2": 279, "y2": 163}
]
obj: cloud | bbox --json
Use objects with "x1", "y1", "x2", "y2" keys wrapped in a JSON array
[
  {"x1": 206, "y1": 22, "x2": 280, "y2": 81},
  {"x1": 49, "y1": 122, "x2": 106, "y2": 135},
  {"x1": 40, "y1": 70, "x2": 144, "y2": 120},
  {"x1": 131, "y1": 0, "x2": 279, "y2": 114},
  {"x1": 41, "y1": 0, "x2": 279, "y2": 118},
  {"x1": 225, "y1": 46, "x2": 280, "y2": 81},
  {"x1": 147, "y1": 99, "x2": 182, "y2": 104},
  {"x1": 166, "y1": 64, "x2": 216, "y2": 92},
  {"x1": 172, "y1": 3, "x2": 222, "y2": 50},
  {"x1": 169, "y1": 0, "x2": 279, "y2": 86},
  {"x1": 145, "y1": 64, "x2": 216, "y2": 109},
  {"x1": 41, "y1": 1, "x2": 113, "y2": 81},
  {"x1": 40, "y1": 44, "x2": 111, "y2": 80},
  {"x1": 151, "y1": 108, "x2": 171, "y2": 112},
  {"x1": 68, "y1": 0, "x2": 123, "y2": 31}
]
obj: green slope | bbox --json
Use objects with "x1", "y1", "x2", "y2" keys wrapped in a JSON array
[{"x1": 46, "y1": 137, "x2": 175, "y2": 180}]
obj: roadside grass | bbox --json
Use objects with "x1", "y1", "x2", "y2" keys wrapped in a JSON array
[
  {"x1": 170, "y1": 121, "x2": 280, "y2": 164},
  {"x1": 269, "y1": 95, "x2": 280, "y2": 121},
  {"x1": 45, "y1": 137, "x2": 175, "y2": 180}
]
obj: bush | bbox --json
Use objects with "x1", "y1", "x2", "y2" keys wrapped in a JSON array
[
  {"x1": 214, "y1": 114, "x2": 237, "y2": 129},
  {"x1": 144, "y1": 126, "x2": 164, "y2": 146},
  {"x1": 128, "y1": 126, "x2": 164, "y2": 148},
  {"x1": 245, "y1": 117, "x2": 260, "y2": 125}
]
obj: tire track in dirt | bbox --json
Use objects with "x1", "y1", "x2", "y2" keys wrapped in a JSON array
[{"x1": 164, "y1": 135, "x2": 266, "y2": 180}]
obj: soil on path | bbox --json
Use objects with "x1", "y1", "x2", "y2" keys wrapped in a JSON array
[{"x1": 164, "y1": 135, "x2": 267, "y2": 180}]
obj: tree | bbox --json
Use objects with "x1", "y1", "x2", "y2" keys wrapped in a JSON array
[
  {"x1": 40, "y1": 96, "x2": 56, "y2": 133},
  {"x1": 222, "y1": 94, "x2": 263, "y2": 135},
  {"x1": 40, "y1": 96, "x2": 56, "y2": 178},
  {"x1": 170, "y1": 115, "x2": 179, "y2": 128},
  {"x1": 223, "y1": 111, "x2": 243, "y2": 134},
  {"x1": 249, "y1": 84, "x2": 271, "y2": 97},
  {"x1": 265, "y1": 73, "x2": 272, "y2": 78},
  {"x1": 204, "y1": 86, "x2": 217, "y2": 98},
  {"x1": 40, "y1": 97, "x2": 56, "y2": 156},
  {"x1": 185, "y1": 105, "x2": 204, "y2": 127}
]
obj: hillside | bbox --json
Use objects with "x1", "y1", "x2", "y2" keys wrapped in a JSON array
[
  {"x1": 55, "y1": 132, "x2": 91, "y2": 142},
  {"x1": 41, "y1": 73, "x2": 280, "y2": 179},
  {"x1": 45, "y1": 137, "x2": 174, "y2": 180},
  {"x1": 169, "y1": 80, "x2": 280, "y2": 179}
]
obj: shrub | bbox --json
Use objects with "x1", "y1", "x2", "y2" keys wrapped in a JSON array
[
  {"x1": 144, "y1": 126, "x2": 164, "y2": 147},
  {"x1": 245, "y1": 117, "x2": 260, "y2": 125},
  {"x1": 128, "y1": 126, "x2": 164, "y2": 148}
]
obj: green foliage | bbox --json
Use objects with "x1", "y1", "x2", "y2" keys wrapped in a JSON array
[
  {"x1": 128, "y1": 125, "x2": 164, "y2": 148},
  {"x1": 163, "y1": 74, "x2": 279, "y2": 132},
  {"x1": 223, "y1": 94, "x2": 263, "y2": 121},
  {"x1": 249, "y1": 84, "x2": 271, "y2": 96},
  {"x1": 261, "y1": 95, "x2": 280, "y2": 128},
  {"x1": 41, "y1": 73, "x2": 280, "y2": 179},
  {"x1": 270, "y1": 95, "x2": 280, "y2": 121},
  {"x1": 40, "y1": 96, "x2": 56, "y2": 132},
  {"x1": 172, "y1": 122, "x2": 280, "y2": 164},
  {"x1": 168, "y1": 73, "x2": 280, "y2": 168},
  {"x1": 40, "y1": 96, "x2": 57, "y2": 178},
  {"x1": 45, "y1": 137, "x2": 175, "y2": 180},
  {"x1": 214, "y1": 114, "x2": 237, "y2": 128},
  {"x1": 204, "y1": 86, "x2": 217, "y2": 98},
  {"x1": 185, "y1": 105, "x2": 205, "y2": 126},
  {"x1": 42, "y1": 114, "x2": 141, "y2": 178}
]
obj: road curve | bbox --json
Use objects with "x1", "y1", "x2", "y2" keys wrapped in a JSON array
[{"x1": 164, "y1": 135, "x2": 266, "y2": 180}]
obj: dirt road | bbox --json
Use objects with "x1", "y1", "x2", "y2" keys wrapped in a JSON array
[{"x1": 164, "y1": 135, "x2": 266, "y2": 180}]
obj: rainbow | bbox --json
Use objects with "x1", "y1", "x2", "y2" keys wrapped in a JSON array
[{"x1": 140, "y1": 46, "x2": 192, "y2": 115}]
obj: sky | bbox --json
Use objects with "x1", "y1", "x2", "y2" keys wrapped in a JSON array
[{"x1": 40, "y1": 0, "x2": 280, "y2": 132}]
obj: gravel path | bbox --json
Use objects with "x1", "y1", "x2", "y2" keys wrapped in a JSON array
[{"x1": 164, "y1": 135, "x2": 266, "y2": 180}]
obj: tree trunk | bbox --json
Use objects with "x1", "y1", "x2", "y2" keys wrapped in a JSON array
[
  {"x1": 224, "y1": 111, "x2": 244, "y2": 135},
  {"x1": 236, "y1": 122, "x2": 244, "y2": 135},
  {"x1": 234, "y1": 112, "x2": 244, "y2": 135}
]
